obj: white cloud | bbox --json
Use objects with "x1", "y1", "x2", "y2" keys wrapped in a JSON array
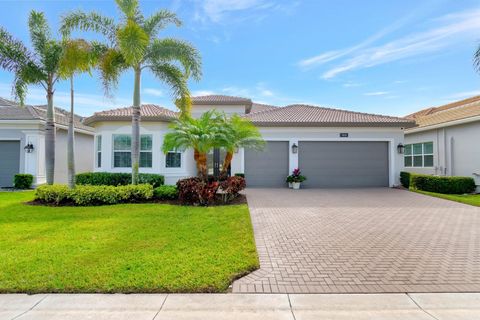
[
  {"x1": 445, "y1": 90, "x2": 480, "y2": 100},
  {"x1": 143, "y1": 88, "x2": 163, "y2": 97},
  {"x1": 364, "y1": 91, "x2": 390, "y2": 96},
  {"x1": 343, "y1": 81, "x2": 362, "y2": 88},
  {"x1": 319, "y1": 9, "x2": 480, "y2": 79}
]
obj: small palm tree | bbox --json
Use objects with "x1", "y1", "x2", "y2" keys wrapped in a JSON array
[
  {"x1": 162, "y1": 111, "x2": 229, "y2": 180},
  {"x1": 474, "y1": 44, "x2": 480, "y2": 74},
  {"x1": 58, "y1": 39, "x2": 104, "y2": 188},
  {"x1": 0, "y1": 11, "x2": 64, "y2": 185},
  {"x1": 220, "y1": 114, "x2": 265, "y2": 178},
  {"x1": 61, "y1": 0, "x2": 202, "y2": 184}
]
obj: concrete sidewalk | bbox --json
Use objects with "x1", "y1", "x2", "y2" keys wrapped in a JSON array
[{"x1": 2, "y1": 293, "x2": 480, "y2": 319}]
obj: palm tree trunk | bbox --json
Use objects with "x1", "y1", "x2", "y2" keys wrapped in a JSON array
[
  {"x1": 67, "y1": 76, "x2": 76, "y2": 189},
  {"x1": 45, "y1": 82, "x2": 56, "y2": 185},
  {"x1": 131, "y1": 66, "x2": 141, "y2": 185},
  {"x1": 197, "y1": 152, "x2": 208, "y2": 180},
  {"x1": 220, "y1": 151, "x2": 233, "y2": 178}
]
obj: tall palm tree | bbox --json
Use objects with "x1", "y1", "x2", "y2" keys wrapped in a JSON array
[
  {"x1": 58, "y1": 39, "x2": 104, "y2": 188},
  {"x1": 220, "y1": 114, "x2": 265, "y2": 178},
  {"x1": 474, "y1": 44, "x2": 480, "y2": 73},
  {"x1": 162, "y1": 111, "x2": 229, "y2": 180},
  {"x1": 61, "y1": 0, "x2": 202, "y2": 184},
  {"x1": 0, "y1": 11, "x2": 64, "y2": 185}
]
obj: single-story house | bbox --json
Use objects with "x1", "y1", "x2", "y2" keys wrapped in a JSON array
[
  {"x1": 404, "y1": 95, "x2": 480, "y2": 191},
  {"x1": 0, "y1": 97, "x2": 94, "y2": 187},
  {"x1": 84, "y1": 95, "x2": 415, "y2": 187}
]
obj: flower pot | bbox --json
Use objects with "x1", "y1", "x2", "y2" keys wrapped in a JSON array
[
  {"x1": 292, "y1": 182, "x2": 301, "y2": 189},
  {"x1": 288, "y1": 182, "x2": 293, "y2": 188}
]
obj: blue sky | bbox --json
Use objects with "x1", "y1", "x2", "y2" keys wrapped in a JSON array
[{"x1": 0, "y1": 0, "x2": 479, "y2": 117}]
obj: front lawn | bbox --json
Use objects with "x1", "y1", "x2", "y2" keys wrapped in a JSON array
[
  {"x1": 0, "y1": 191, "x2": 258, "y2": 293},
  {"x1": 414, "y1": 190, "x2": 480, "y2": 207}
]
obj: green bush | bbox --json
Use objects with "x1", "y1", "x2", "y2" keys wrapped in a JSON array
[
  {"x1": 400, "y1": 171, "x2": 411, "y2": 188},
  {"x1": 35, "y1": 184, "x2": 153, "y2": 206},
  {"x1": 154, "y1": 185, "x2": 178, "y2": 200},
  {"x1": 76, "y1": 172, "x2": 164, "y2": 187},
  {"x1": 234, "y1": 173, "x2": 245, "y2": 178},
  {"x1": 410, "y1": 174, "x2": 476, "y2": 194},
  {"x1": 13, "y1": 174, "x2": 34, "y2": 189}
]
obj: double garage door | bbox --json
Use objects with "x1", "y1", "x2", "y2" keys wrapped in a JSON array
[
  {"x1": 0, "y1": 141, "x2": 20, "y2": 187},
  {"x1": 245, "y1": 141, "x2": 389, "y2": 188}
]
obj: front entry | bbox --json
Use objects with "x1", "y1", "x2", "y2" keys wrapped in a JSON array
[{"x1": 208, "y1": 148, "x2": 230, "y2": 178}]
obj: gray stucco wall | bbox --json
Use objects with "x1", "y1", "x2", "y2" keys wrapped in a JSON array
[
  {"x1": 405, "y1": 121, "x2": 480, "y2": 191},
  {"x1": 54, "y1": 129, "x2": 94, "y2": 183}
]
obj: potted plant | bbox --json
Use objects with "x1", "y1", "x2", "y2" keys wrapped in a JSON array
[
  {"x1": 288, "y1": 168, "x2": 306, "y2": 189},
  {"x1": 286, "y1": 175, "x2": 294, "y2": 188}
]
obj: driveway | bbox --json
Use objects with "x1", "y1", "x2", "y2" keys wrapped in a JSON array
[{"x1": 232, "y1": 188, "x2": 480, "y2": 293}]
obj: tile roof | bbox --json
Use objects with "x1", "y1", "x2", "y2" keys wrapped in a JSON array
[
  {"x1": 191, "y1": 95, "x2": 252, "y2": 105},
  {"x1": 406, "y1": 95, "x2": 480, "y2": 130},
  {"x1": 83, "y1": 104, "x2": 178, "y2": 125},
  {"x1": 249, "y1": 102, "x2": 278, "y2": 114},
  {"x1": 0, "y1": 97, "x2": 18, "y2": 106},
  {"x1": 0, "y1": 101, "x2": 94, "y2": 133},
  {"x1": 245, "y1": 104, "x2": 415, "y2": 127}
]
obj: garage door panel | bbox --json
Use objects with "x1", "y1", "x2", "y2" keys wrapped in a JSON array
[
  {"x1": 299, "y1": 141, "x2": 389, "y2": 188},
  {"x1": 245, "y1": 141, "x2": 288, "y2": 188},
  {"x1": 0, "y1": 141, "x2": 20, "y2": 187}
]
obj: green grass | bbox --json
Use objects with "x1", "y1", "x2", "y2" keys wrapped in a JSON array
[
  {"x1": 414, "y1": 190, "x2": 480, "y2": 207},
  {"x1": 0, "y1": 191, "x2": 258, "y2": 293}
]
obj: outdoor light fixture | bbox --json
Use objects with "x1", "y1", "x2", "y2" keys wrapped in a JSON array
[
  {"x1": 291, "y1": 143, "x2": 298, "y2": 154},
  {"x1": 397, "y1": 143, "x2": 405, "y2": 154},
  {"x1": 24, "y1": 143, "x2": 34, "y2": 153}
]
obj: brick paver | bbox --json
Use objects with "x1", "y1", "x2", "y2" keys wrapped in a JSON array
[{"x1": 233, "y1": 188, "x2": 480, "y2": 293}]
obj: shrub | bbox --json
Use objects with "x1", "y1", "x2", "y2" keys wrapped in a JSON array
[
  {"x1": 76, "y1": 172, "x2": 164, "y2": 187},
  {"x1": 177, "y1": 177, "x2": 219, "y2": 206},
  {"x1": 400, "y1": 171, "x2": 411, "y2": 188},
  {"x1": 35, "y1": 184, "x2": 153, "y2": 206},
  {"x1": 410, "y1": 174, "x2": 476, "y2": 194},
  {"x1": 219, "y1": 176, "x2": 246, "y2": 203},
  {"x1": 234, "y1": 173, "x2": 245, "y2": 178},
  {"x1": 154, "y1": 185, "x2": 178, "y2": 200},
  {"x1": 13, "y1": 174, "x2": 34, "y2": 189}
]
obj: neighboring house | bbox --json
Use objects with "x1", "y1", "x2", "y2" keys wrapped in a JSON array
[
  {"x1": 404, "y1": 95, "x2": 480, "y2": 191},
  {"x1": 0, "y1": 97, "x2": 94, "y2": 187},
  {"x1": 84, "y1": 95, "x2": 414, "y2": 187}
]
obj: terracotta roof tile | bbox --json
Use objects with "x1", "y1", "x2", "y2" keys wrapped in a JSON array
[
  {"x1": 191, "y1": 95, "x2": 252, "y2": 105},
  {"x1": 249, "y1": 102, "x2": 278, "y2": 114},
  {"x1": 406, "y1": 95, "x2": 480, "y2": 130},
  {"x1": 83, "y1": 104, "x2": 178, "y2": 125},
  {"x1": 245, "y1": 104, "x2": 415, "y2": 127}
]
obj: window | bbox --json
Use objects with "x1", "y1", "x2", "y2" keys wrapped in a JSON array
[
  {"x1": 96, "y1": 135, "x2": 102, "y2": 168},
  {"x1": 404, "y1": 142, "x2": 433, "y2": 167},
  {"x1": 113, "y1": 134, "x2": 152, "y2": 168},
  {"x1": 166, "y1": 151, "x2": 181, "y2": 168}
]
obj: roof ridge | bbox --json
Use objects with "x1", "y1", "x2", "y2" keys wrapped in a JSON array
[
  {"x1": 285, "y1": 104, "x2": 409, "y2": 121},
  {"x1": 407, "y1": 95, "x2": 480, "y2": 118}
]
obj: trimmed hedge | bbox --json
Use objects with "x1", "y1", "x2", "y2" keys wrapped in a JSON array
[
  {"x1": 410, "y1": 174, "x2": 476, "y2": 194},
  {"x1": 154, "y1": 185, "x2": 178, "y2": 200},
  {"x1": 76, "y1": 172, "x2": 164, "y2": 187},
  {"x1": 35, "y1": 184, "x2": 153, "y2": 206},
  {"x1": 14, "y1": 174, "x2": 34, "y2": 189},
  {"x1": 400, "y1": 171, "x2": 411, "y2": 189},
  {"x1": 234, "y1": 173, "x2": 245, "y2": 178}
]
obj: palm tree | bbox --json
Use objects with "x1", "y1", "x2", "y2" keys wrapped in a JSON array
[
  {"x1": 219, "y1": 114, "x2": 265, "y2": 178},
  {"x1": 0, "y1": 11, "x2": 64, "y2": 185},
  {"x1": 162, "y1": 111, "x2": 230, "y2": 180},
  {"x1": 474, "y1": 44, "x2": 480, "y2": 73},
  {"x1": 58, "y1": 39, "x2": 104, "y2": 188},
  {"x1": 61, "y1": 0, "x2": 202, "y2": 184}
]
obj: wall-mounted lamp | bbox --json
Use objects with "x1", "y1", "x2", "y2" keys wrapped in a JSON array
[
  {"x1": 397, "y1": 143, "x2": 405, "y2": 154},
  {"x1": 291, "y1": 143, "x2": 298, "y2": 154},
  {"x1": 24, "y1": 143, "x2": 34, "y2": 153}
]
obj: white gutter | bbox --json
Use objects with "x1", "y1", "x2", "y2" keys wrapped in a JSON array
[{"x1": 406, "y1": 115, "x2": 480, "y2": 134}]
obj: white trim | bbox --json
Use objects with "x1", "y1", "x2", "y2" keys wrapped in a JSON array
[
  {"x1": 406, "y1": 115, "x2": 480, "y2": 134},
  {"x1": 0, "y1": 119, "x2": 95, "y2": 135}
]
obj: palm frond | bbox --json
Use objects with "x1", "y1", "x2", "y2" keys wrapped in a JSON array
[
  {"x1": 59, "y1": 39, "x2": 95, "y2": 78},
  {"x1": 117, "y1": 20, "x2": 149, "y2": 65},
  {"x1": 61, "y1": 11, "x2": 117, "y2": 44},
  {"x1": 474, "y1": 43, "x2": 480, "y2": 73},
  {"x1": 28, "y1": 10, "x2": 51, "y2": 57},
  {"x1": 41, "y1": 40, "x2": 64, "y2": 76},
  {"x1": 146, "y1": 38, "x2": 202, "y2": 80},
  {"x1": 143, "y1": 10, "x2": 181, "y2": 37},
  {"x1": 115, "y1": 0, "x2": 143, "y2": 23},
  {"x1": 149, "y1": 62, "x2": 189, "y2": 99},
  {"x1": 98, "y1": 48, "x2": 128, "y2": 96},
  {"x1": 12, "y1": 75, "x2": 28, "y2": 105},
  {"x1": 0, "y1": 27, "x2": 35, "y2": 72}
]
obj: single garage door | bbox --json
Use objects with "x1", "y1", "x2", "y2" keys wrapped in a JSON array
[
  {"x1": 245, "y1": 141, "x2": 289, "y2": 187},
  {"x1": 0, "y1": 141, "x2": 20, "y2": 187},
  {"x1": 299, "y1": 141, "x2": 389, "y2": 188}
]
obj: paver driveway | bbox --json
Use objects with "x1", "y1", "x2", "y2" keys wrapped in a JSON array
[{"x1": 232, "y1": 188, "x2": 480, "y2": 293}]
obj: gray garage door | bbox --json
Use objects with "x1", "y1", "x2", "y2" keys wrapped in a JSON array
[
  {"x1": 245, "y1": 141, "x2": 289, "y2": 187},
  {"x1": 299, "y1": 141, "x2": 389, "y2": 188},
  {"x1": 0, "y1": 141, "x2": 20, "y2": 187}
]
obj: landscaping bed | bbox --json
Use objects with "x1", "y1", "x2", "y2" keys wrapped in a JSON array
[
  {"x1": 0, "y1": 191, "x2": 258, "y2": 293},
  {"x1": 413, "y1": 190, "x2": 480, "y2": 207}
]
